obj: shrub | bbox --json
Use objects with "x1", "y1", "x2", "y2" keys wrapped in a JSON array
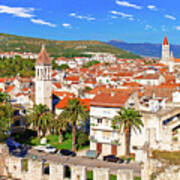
[
  {"x1": 77, "y1": 133, "x2": 89, "y2": 148},
  {"x1": 0, "y1": 131, "x2": 7, "y2": 142}
]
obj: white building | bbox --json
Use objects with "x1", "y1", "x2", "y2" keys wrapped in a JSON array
[{"x1": 90, "y1": 91, "x2": 138, "y2": 156}]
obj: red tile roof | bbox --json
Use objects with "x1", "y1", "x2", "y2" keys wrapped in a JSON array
[
  {"x1": 0, "y1": 78, "x2": 6, "y2": 83},
  {"x1": 6, "y1": 86, "x2": 15, "y2": 93},
  {"x1": 53, "y1": 82, "x2": 61, "y2": 89},
  {"x1": 90, "y1": 92, "x2": 131, "y2": 108},
  {"x1": 36, "y1": 46, "x2": 51, "y2": 65},
  {"x1": 174, "y1": 58, "x2": 180, "y2": 63},
  {"x1": 53, "y1": 91, "x2": 75, "y2": 97},
  {"x1": 163, "y1": 36, "x2": 169, "y2": 45},
  {"x1": 56, "y1": 97, "x2": 70, "y2": 109},
  {"x1": 22, "y1": 88, "x2": 29, "y2": 91},
  {"x1": 134, "y1": 74, "x2": 160, "y2": 80},
  {"x1": 65, "y1": 76, "x2": 79, "y2": 82},
  {"x1": 56, "y1": 97, "x2": 90, "y2": 110}
]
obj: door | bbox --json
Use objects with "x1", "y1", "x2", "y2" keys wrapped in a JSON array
[
  {"x1": 97, "y1": 143, "x2": 102, "y2": 153},
  {"x1": 111, "y1": 145, "x2": 117, "y2": 155}
]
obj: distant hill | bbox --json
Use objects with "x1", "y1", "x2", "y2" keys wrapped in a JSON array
[
  {"x1": 0, "y1": 33, "x2": 141, "y2": 59},
  {"x1": 106, "y1": 40, "x2": 180, "y2": 58}
]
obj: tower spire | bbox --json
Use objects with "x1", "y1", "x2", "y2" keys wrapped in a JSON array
[
  {"x1": 36, "y1": 44, "x2": 51, "y2": 65},
  {"x1": 170, "y1": 51, "x2": 174, "y2": 60},
  {"x1": 163, "y1": 36, "x2": 169, "y2": 45}
]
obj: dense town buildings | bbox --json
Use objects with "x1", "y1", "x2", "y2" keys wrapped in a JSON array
[{"x1": 1, "y1": 36, "x2": 180, "y2": 163}]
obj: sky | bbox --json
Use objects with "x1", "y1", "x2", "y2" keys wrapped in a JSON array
[{"x1": 0, "y1": 0, "x2": 180, "y2": 44}]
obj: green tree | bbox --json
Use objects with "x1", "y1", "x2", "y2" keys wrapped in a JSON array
[
  {"x1": 0, "y1": 92, "x2": 10, "y2": 103},
  {"x1": 112, "y1": 107, "x2": 143, "y2": 157},
  {"x1": 27, "y1": 104, "x2": 54, "y2": 137},
  {"x1": 60, "y1": 99, "x2": 88, "y2": 151},
  {"x1": 57, "y1": 64, "x2": 69, "y2": 70},
  {"x1": 0, "y1": 103, "x2": 14, "y2": 141},
  {"x1": 77, "y1": 133, "x2": 89, "y2": 148}
]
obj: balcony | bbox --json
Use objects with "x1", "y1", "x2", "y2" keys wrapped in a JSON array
[{"x1": 91, "y1": 123, "x2": 114, "y2": 131}]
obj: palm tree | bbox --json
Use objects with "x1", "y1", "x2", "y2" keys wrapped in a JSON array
[
  {"x1": 112, "y1": 107, "x2": 143, "y2": 157},
  {"x1": 27, "y1": 104, "x2": 53, "y2": 137},
  {"x1": 55, "y1": 114, "x2": 68, "y2": 143},
  {"x1": 60, "y1": 99, "x2": 88, "y2": 152}
]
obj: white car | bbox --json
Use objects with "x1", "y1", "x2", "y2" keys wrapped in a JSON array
[{"x1": 34, "y1": 145, "x2": 57, "y2": 153}]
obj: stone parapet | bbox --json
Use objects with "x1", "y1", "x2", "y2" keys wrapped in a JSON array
[
  {"x1": 93, "y1": 168, "x2": 110, "y2": 180},
  {"x1": 117, "y1": 169, "x2": 134, "y2": 180}
]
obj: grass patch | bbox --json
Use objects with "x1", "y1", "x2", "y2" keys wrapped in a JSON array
[
  {"x1": 134, "y1": 177, "x2": 141, "y2": 180},
  {"x1": 110, "y1": 174, "x2": 117, "y2": 180},
  {"x1": 87, "y1": 170, "x2": 93, "y2": 180},
  {"x1": 152, "y1": 150, "x2": 180, "y2": 165},
  {"x1": 14, "y1": 130, "x2": 89, "y2": 151},
  {"x1": 30, "y1": 134, "x2": 72, "y2": 150}
]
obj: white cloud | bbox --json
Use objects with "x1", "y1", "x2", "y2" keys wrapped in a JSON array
[
  {"x1": 165, "y1": 14, "x2": 176, "y2": 21},
  {"x1": 110, "y1": 16, "x2": 118, "y2": 19},
  {"x1": 144, "y1": 24, "x2": 156, "y2": 31},
  {"x1": 175, "y1": 26, "x2": 180, "y2": 31},
  {"x1": 110, "y1": 10, "x2": 133, "y2": 20},
  {"x1": 30, "y1": 19, "x2": 56, "y2": 27},
  {"x1": 115, "y1": 0, "x2": 142, "y2": 10},
  {"x1": 0, "y1": 5, "x2": 57, "y2": 28},
  {"x1": 147, "y1": 5, "x2": 157, "y2": 11},
  {"x1": 69, "y1": 13, "x2": 96, "y2": 21},
  {"x1": 62, "y1": 23, "x2": 71, "y2": 29},
  {"x1": 0, "y1": 5, "x2": 34, "y2": 18},
  {"x1": 161, "y1": 25, "x2": 167, "y2": 32},
  {"x1": 145, "y1": 25, "x2": 153, "y2": 30}
]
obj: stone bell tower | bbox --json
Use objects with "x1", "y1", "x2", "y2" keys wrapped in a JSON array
[
  {"x1": 35, "y1": 45, "x2": 52, "y2": 110},
  {"x1": 162, "y1": 36, "x2": 170, "y2": 62}
]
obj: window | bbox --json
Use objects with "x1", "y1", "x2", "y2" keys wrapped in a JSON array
[
  {"x1": 64, "y1": 166, "x2": 71, "y2": 178},
  {"x1": 42, "y1": 162, "x2": 50, "y2": 175},
  {"x1": 97, "y1": 118, "x2": 102, "y2": 124}
]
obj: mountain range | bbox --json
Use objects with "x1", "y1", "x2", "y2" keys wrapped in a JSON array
[{"x1": 106, "y1": 40, "x2": 180, "y2": 58}]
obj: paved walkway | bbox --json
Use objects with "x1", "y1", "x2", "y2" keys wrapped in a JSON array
[{"x1": 27, "y1": 149, "x2": 141, "y2": 176}]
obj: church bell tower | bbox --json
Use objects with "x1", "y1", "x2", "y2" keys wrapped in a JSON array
[
  {"x1": 162, "y1": 36, "x2": 170, "y2": 62},
  {"x1": 35, "y1": 45, "x2": 52, "y2": 110}
]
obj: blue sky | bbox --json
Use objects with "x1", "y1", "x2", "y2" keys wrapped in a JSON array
[{"x1": 1, "y1": 0, "x2": 180, "y2": 44}]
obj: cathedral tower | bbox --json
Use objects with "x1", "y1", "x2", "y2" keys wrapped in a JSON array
[
  {"x1": 35, "y1": 45, "x2": 52, "y2": 110},
  {"x1": 162, "y1": 36, "x2": 170, "y2": 62}
]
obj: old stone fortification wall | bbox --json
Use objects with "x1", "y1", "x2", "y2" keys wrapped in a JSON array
[
  {"x1": 0, "y1": 144, "x2": 134, "y2": 180},
  {"x1": 142, "y1": 158, "x2": 180, "y2": 180}
]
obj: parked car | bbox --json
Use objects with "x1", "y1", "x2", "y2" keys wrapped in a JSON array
[
  {"x1": 103, "y1": 155, "x2": 124, "y2": 163},
  {"x1": 59, "y1": 149, "x2": 76, "y2": 157},
  {"x1": 34, "y1": 145, "x2": 57, "y2": 153}
]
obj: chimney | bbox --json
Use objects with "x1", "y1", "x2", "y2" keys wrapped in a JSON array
[
  {"x1": 98, "y1": 90, "x2": 102, "y2": 95},
  {"x1": 111, "y1": 91, "x2": 115, "y2": 97}
]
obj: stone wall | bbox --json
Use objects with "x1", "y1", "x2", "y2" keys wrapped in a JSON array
[
  {"x1": 0, "y1": 144, "x2": 135, "y2": 180},
  {"x1": 0, "y1": 144, "x2": 8, "y2": 176},
  {"x1": 141, "y1": 158, "x2": 180, "y2": 180}
]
